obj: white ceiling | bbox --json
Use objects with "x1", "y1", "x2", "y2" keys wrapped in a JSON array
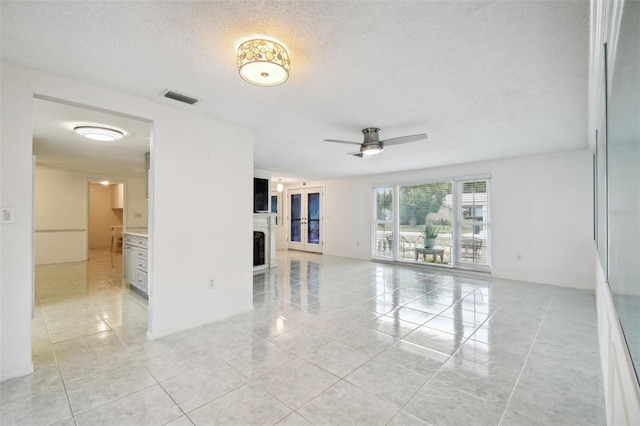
[
  {"x1": 1, "y1": 0, "x2": 590, "y2": 181},
  {"x1": 32, "y1": 99, "x2": 151, "y2": 178}
]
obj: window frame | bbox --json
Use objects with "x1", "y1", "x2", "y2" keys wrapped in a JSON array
[{"x1": 372, "y1": 175, "x2": 491, "y2": 272}]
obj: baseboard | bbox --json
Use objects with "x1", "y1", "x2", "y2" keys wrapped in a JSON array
[
  {"x1": 145, "y1": 306, "x2": 254, "y2": 340},
  {"x1": 1, "y1": 363, "x2": 34, "y2": 383}
]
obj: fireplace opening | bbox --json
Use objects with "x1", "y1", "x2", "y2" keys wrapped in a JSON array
[{"x1": 254, "y1": 231, "x2": 265, "y2": 266}]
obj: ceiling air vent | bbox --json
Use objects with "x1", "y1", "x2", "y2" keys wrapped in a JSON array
[{"x1": 162, "y1": 90, "x2": 199, "y2": 105}]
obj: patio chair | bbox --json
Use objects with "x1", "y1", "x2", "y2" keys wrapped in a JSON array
[
  {"x1": 399, "y1": 235, "x2": 424, "y2": 259},
  {"x1": 460, "y1": 238, "x2": 482, "y2": 262}
]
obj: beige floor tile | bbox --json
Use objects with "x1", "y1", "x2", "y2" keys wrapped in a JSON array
[{"x1": 3, "y1": 248, "x2": 604, "y2": 426}]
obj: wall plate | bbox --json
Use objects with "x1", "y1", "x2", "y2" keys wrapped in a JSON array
[{"x1": 1, "y1": 207, "x2": 15, "y2": 223}]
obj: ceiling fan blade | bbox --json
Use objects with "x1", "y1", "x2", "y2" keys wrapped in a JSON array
[
  {"x1": 382, "y1": 133, "x2": 428, "y2": 146},
  {"x1": 324, "y1": 139, "x2": 361, "y2": 145}
]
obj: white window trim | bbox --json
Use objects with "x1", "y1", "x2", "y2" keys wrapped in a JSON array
[{"x1": 371, "y1": 176, "x2": 491, "y2": 272}]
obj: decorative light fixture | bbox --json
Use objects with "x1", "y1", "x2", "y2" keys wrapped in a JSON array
[
  {"x1": 277, "y1": 179, "x2": 283, "y2": 192},
  {"x1": 237, "y1": 39, "x2": 290, "y2": 86},
  {"x1": 74, "y1": 125, "x2": 124, "y2": 141},
  {"x1": 99, "y1": 180, "x2": 110, "y2": 186}
]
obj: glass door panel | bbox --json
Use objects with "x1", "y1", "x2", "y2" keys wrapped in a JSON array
[
  {"x1": 457, "y1": 180, "x2": 490, "y2": 268},
  {"x1": 374, "y1": 187, "x2": 394, "y2": 259},
  {"x1": 290, "y1": 193, "x2": 302, "y2": 243},
  {"x1": 288, "y1": 188, "x2": 323, "y2": 253},
  {"x1": 397, "y1": 182, "x2": 452, "y2": 264},
  {"x1": 307, "y1": 192, "x2": 320, "y2": 245}
]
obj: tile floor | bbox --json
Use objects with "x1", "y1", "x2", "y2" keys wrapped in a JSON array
[{"x1": 1, "y1": 249, "x2": 605, "y2": 425}]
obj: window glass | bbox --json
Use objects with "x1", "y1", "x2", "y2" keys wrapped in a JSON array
[{"x1": 373, "y1": 178, "x2": 490, "y2": 271}]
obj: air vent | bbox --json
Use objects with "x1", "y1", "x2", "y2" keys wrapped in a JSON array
[{"x1": 162, "y1": 90, "x2": 199, "y2": 105}]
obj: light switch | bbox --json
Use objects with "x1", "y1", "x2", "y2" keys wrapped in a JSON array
[{"x1": 1, "y1": 207, "x2": 15, "y2": 223}]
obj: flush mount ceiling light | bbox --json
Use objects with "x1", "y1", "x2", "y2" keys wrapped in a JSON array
[
  {"x1": 74, "y1": 125, "x2": 124, "y2": 141},
  {"x1": 237, "y1": 39, "x2": 290, "y2": 86}
]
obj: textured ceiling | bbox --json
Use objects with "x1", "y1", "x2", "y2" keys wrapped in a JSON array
[{"x1": 1, "y1": 0, "x2": 590, "y2": 181}]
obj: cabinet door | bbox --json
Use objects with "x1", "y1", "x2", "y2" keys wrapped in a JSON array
[
  {"x1": 111, "y1": 183, "x2": 124, "y2": 209},
  {"x1": 123, "y1": 244, "x2": 136, "y2": 284},
  {"x1": 136, "y1": 269, "x2": 147, "y2": 292}
]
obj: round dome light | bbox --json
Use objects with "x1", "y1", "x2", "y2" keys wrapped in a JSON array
[{"x1": 74, "y1": 126, "x2": 124, "y2": 141}]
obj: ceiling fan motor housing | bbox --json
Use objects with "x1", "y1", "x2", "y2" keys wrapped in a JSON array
[{"x1": 361, "y1": 127, "x2": 383, "y2": 152}]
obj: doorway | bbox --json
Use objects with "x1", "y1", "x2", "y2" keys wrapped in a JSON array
[
  {"x1": 288, "y1": 187, "x2": 323, "y2": 253},
  {"x1": 88, "y1": 181, "x2": 127, "y2": 272},
  {"x1": 88, "y1": 181, "x2": 125, "y2": 257},
  {"x1": 31, "y1": 96, "x2": 151, "y2": 351}
]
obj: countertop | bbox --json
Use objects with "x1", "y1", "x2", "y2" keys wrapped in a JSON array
[{"x1": 124, "y1": 230, "x2": 148, "y2": 237}]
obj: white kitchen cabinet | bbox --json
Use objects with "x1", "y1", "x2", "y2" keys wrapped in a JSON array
[
  {"x1": 123, "y1": 244, "x2": 137, "y2": 284},
  {"x1": 123, "y1": 232, "x2": 148, "y2": 294},
  {"x1": 111, "y1": 183, "x2": 124, "y2": 209}
]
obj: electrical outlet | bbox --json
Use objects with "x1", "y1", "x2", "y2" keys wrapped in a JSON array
[
  {"x1": 1, "y1": 207, "x2": 14, "y2": 224},
  {"x1": 516, "y1": 253, "x2": 523, "y2": 261},
  {"x1": 208, "y1": 278, "x2": 215, "y2": 289}
]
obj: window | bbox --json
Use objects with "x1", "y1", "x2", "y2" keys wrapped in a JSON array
[
  {"x1": 271, "y1": 194, "x2": 279, "y2": 225},
  {"x1": 398, "y1": 181, "x2": 452, "y2": 263},
  {"x1": 372, "y1": 176, "x2": 490, "y2": 271},
  {"x1": 456, "y1": 178, "x2": 490, "y2": 269},
  {"x1": 373, "y1": 186, "x2": 394, "y2": 258}
]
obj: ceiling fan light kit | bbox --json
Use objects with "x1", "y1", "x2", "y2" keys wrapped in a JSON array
[
  {"x1": 237, "y1": 38, "x2": 290, "y2": 86},
  {"x1": 73, "y1": 125, "x2": 124, "y2": 141},
  {"x1": 324, "y1": 127, "x2": 427, "y2": 158},
  {"x1": 362, "y1": 147, "x2": 382, "y2": 156},
  {"x1": 360, "y1": 127, "x2": 384, "y2": 156}
]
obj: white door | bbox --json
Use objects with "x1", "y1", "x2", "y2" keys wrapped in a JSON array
[{"x1": 288, "y1": 188, "x2": 323, "y2": 253}]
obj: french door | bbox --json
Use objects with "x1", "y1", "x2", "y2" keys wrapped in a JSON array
[{"x1": 288, "y1": 187, "x2": 323, "y2": 253}]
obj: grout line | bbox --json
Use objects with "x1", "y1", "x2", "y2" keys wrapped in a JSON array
[
  {"x1": 496, "y1": 290, "x2": 555, "y2": 425},
  {"x1": 34, "y1": 251, "x2": 597, "y2": 426}
]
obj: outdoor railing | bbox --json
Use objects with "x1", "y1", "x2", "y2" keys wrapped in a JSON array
[{"x1": 375, "y1": 230, "x2": 488, "y2": 265}]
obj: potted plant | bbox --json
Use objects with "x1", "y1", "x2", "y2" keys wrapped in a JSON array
[{"x1": 421, "y1": 221, "x2": 439, "y2": 249}]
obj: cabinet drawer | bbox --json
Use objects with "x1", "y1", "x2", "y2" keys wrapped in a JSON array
[
  {"x1": 123, "y1": 234, "x2": 148, "y2": 248},
  {"x1": 136, "y1": 270, "x2": 147, "y2": 291},
  {"x1": 137, "y1": 249, "x2": 147, "y2": 260},
  {"x1": 136, "y1": 258, "x2": 147, "y2": 272}
]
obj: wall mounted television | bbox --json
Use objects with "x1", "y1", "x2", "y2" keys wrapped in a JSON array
[{"x1": 254, "y1": 178, "x2": 269, "y2": 212}]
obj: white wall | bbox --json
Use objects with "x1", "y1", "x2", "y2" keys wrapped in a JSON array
[
  {"x1": 0, "y1": 63, "x2": 34, "y2": 381},
  {"x1": 150, "y1": 110, "x2": 253, "y2": 337},
  {"x1": 283, "y1": 149, "x2": 595, "y2": 289},
  {"x1": 33, "y1": 166, "x2": 147, "y2": 265},
  {"x1": 1, "y1": 62, "x2": 253, "y2": 381},
  {"x1": 34, "y1": 167, "x2": 89, "y2": 264},
  {"x1": 126, "y1": 177, "x2": 148, "y2": 230}
]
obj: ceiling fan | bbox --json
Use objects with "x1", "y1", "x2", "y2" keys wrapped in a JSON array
[{"x1": 324, "y1": 127, "x2": 428, "y2": 157}]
